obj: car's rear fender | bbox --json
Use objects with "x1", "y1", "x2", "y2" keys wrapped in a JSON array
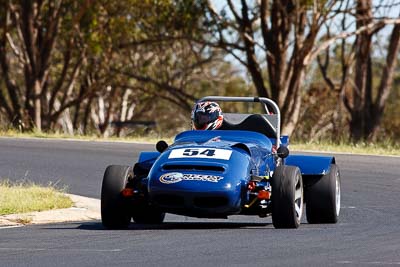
[{"x1": 285, "y1": 155, "x2": 335, "y2": 176}]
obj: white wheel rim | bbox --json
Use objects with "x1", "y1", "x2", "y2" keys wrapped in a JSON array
[
  {"x1": 335, "y1": 171, "x2": 341, "y2": 216},
  {"x1": 294, "y1": 174, "x2": 303, "y2": 221}
]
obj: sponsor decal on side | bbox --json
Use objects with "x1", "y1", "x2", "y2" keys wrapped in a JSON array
[
  {"x1": 159, "y1": 172, "x2": 224, "y2": 184},
  {"x1": 159, "y1": 172, "x2": 184, "y2": 184}
]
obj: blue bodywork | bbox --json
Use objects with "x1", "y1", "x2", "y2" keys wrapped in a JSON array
[
  {"x1": 136, "y1": 130, "x2": 335, "y2": 218},
  {"x1": 286, "y1": 155, "x2": 335, "y2": 175}
]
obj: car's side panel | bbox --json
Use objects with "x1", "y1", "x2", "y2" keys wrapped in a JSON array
[
  {"x1": 133, "y1": 152, "x2": 161, "y2": 179},
  {"x1": 138, "y1": 152, "x2": 160, "y2": 164},
  {"x1": 285, "y1": 155, "x2": 335, "y2": 175}
]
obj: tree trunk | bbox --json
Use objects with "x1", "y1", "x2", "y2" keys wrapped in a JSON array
[
  {"x1": 349, "y1": 1, "x2": 400, "y2": 142},
  {"x1": 220, "y1": 1, "x2": 320, "y2": 136},
  {"x1": 349, "y1": 0, "x2": 373, "y2": 142},
  {"x1": 83, "y1": 95, "x2": 94, "y2": 135},
  {"x1": 34, "y1": 79, "x2": 42, "y2": 131},
  {"x1": 367, "y1": 23, "x2": 400, "y2": 140}
]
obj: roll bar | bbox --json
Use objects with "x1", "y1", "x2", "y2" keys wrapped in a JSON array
[{"x1": 198, "y1": 96, "x2": 281, "y2": 147}]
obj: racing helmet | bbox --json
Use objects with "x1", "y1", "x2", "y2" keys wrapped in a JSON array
[{"x1": 191, "y1": 101, "x2": 223, "y2": 130}]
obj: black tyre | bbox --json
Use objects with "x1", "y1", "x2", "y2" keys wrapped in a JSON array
[
  {"x1": 306, "y1": 164, "x2": 341, "y2": 224},
  {"x1": 271, "y1": 166, "x2": 304, "y2": 229},
  {"x1": 101, "y1": 165, "x2": 132, "y2": 229}
]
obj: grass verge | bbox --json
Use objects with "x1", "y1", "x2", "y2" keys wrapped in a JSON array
[
  {"x1": 0, "y1": 180, "x2": 73, "y2": 216},
  {"x1": 1, "y1": 129, "x2": 399, "y2": 156},
  {"x1": 291, "y1": 140, "x2": 400, "y2": 156},
  {"x1": 0, "y1": 129, "x2": 172, "y2": 144}
]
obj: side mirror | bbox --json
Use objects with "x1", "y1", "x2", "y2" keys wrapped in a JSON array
[
  {"x1": 277, "y1": 146, "x2": 289, "y2": 159},
  {"x1": 156, "y1": 140, "x2": 169, "y2": 153}
]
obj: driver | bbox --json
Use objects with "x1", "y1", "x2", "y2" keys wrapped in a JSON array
[{"x1": 191, "y1": 101, "x2": 223, "y2": 130}]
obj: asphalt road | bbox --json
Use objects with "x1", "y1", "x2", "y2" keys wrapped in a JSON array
[
  {"x1": 0, "y1": 137, "x2": 400, "y2": 267},
  {"x1": 0, "y1": 138, "x2": 149, "y2": 198}
]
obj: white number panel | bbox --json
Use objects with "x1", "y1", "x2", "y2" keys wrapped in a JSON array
[{"x1": 168, "y1": 148, "x2": 232, "y2": 160}]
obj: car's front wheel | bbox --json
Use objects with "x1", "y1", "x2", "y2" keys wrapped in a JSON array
[
  {"x1": 271, "y1": 165, "x2": 304, "y2": 229},
  {"x1": 101, "y1": 165, "x2": 132, "y2": 229}
]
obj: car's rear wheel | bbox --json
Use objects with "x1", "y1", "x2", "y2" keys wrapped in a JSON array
[
  {"x1": 101, "y1": 165, "x2": 132, "y2": 229},
  {"x1": 306, "y1": 164, "x2": 340, "y2": 224},
  {"x1": 271, "y1": 166, "x2": 304, "y2": 229}
]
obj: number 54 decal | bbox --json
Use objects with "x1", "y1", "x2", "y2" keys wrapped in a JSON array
[{"x1": 168, "y1": 148, "x2": 232, "y2": 160}]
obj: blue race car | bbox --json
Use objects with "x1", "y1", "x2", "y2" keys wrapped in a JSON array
[{"x1": 101, "y1": 96, "x2": 341, "y2": 229}]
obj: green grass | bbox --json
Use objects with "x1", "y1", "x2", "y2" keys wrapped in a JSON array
[
  {"x1": 0, "y1": 180, "x2": 73, "y2": 216},
  {"x1": 290, "y1": 140, "x2": 400, "y2": 156},
  {"x1": 1, "y1": 129, "x2": 399, "y2": 156},
  {"x1": 0, "y1": 129, "x2": 172, "y2": 144}
]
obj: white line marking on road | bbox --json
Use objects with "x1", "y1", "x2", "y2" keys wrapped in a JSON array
[
  {"x1": 0, "y1": 248, "x2": 122, "y2": 252},
  {"x1": 342, "y1": 205, "x2": 400, "y2": 209},
  {"x1": 292, "y1": 149, "x2": 400, "y2": 158},
  {"x1": 337, "y1": 261, "x2": 400, "y2": 265},
  {"x1": 0, "y1": 225, "x2": 23, "y2": 229}
]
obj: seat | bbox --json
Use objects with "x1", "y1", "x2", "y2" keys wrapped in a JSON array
[{"x1": 219, "y1": 114, "x2": 276, "y2": 138}]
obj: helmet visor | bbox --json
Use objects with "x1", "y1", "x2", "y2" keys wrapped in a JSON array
[{"x1": 193, "y1": 111, "x2": 218, "y2": 130}]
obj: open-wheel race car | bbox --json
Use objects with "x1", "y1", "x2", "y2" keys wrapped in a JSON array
[{"x1": 101, "y1": 96, "x2": 341, "y2": 229}]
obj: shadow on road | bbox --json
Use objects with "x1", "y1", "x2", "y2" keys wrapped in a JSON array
[{"x1": 75, "y1": 221, "x2": 271, "y2": 231}]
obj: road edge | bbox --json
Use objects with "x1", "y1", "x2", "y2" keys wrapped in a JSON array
[
  {"x1": 0, "y1": 194, "x2": 100, "y2": 227},
  {"x1": 1, "y1": 136, "x2": 399, "y2": 158}
]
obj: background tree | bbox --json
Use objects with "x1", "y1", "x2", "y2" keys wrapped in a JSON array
[
  {"x1": 203, "y1": 0, "x2": 400, "y2": 138},
  {"x1": 87, "y1": 0, "x2": 230, "y2": 136},
  {"x1": 0, "y1": 0, "x2": 399, "y2": 143},
  {"x1": 347, "y1": 1, "x2": 400, "y2": 141},
  {"x1": 0, "y1": 0, "x2": 96, "y2": 131},
  {"x1": 312, "y1": 0, "x2": 400, "y2": 142},
  {"x1": 203, "y1": 0, "x2": 349, "y2": 135}
]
